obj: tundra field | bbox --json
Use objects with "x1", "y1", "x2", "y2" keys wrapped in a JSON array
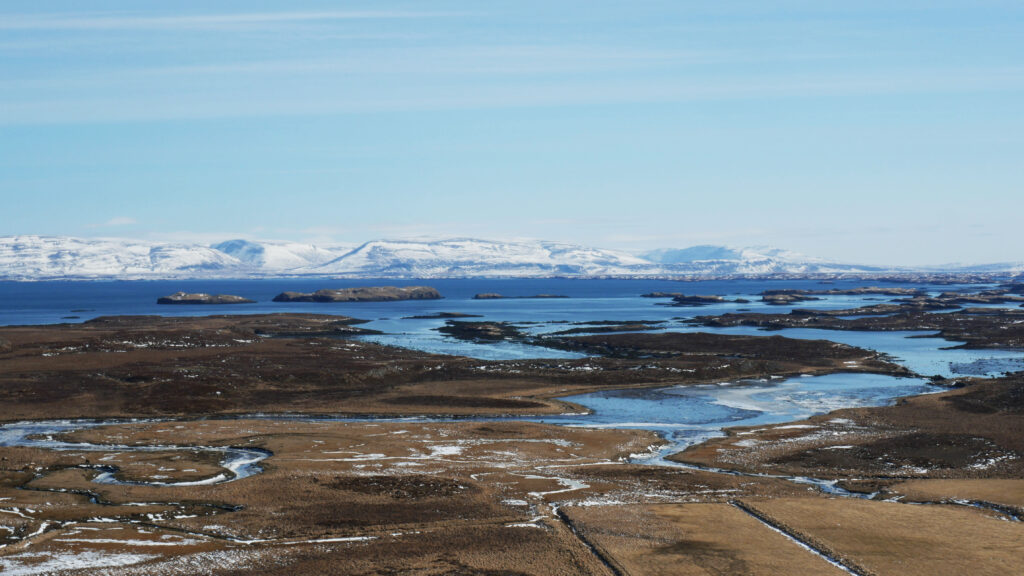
[{"x1": 1, "y1": 292, "x2": 1023, "y2": 575}]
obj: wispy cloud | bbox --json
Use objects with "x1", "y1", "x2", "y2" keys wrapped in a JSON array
[
  {"x1": 0, "y1": 10, "x2": 439, "y2": 31},
  {"x1": 89, "y1": 216, "x2": 137, "y2": 228},
  {"x1": 3, "y1": 45, "x2": 713, "y2": 88},
  {"x1": 5, "y1": 64, "x2": 1023, "y2": 126}
]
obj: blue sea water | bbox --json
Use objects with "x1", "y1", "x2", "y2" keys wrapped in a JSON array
[
  {"x1": 0, "y1": 277, "x2": 992, "y2": 327},
  {"x1": 0, "y1": 278, "x2": 1015, "y2": 376}
]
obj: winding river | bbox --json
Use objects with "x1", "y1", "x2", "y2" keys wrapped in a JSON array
[{"x1": 0, "y1": 371, "x2": 932, "y2": 490}]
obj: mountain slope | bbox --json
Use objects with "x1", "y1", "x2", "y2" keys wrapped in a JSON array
[
  {"x1": 642, "y1": 245, "x2": 886, "y2": 275},
  {"x1": 307, "y1": 239, "x2": 654, "y2": 277},
  {"x1": 0, "y1": 236, "x2": 242, "y2": 280},
  {"x1": 212, "y1": 239, "x2": 355, "y2": 272},
  {"x1": 0, "y1": 235, "x2": 1011, "y2": 280}
]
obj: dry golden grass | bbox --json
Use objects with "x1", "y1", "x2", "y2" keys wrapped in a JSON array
[
  {"x1": 891, "y1": 478, "x2": 1024, "y2": 510},
  {"x1": 0, "y1": 419, "x2": 662, "y2": 574},
  {"x1": 564, "y1": 502, "x2": 848, "y2": 576},
  {"x1": 745, "y1": 497, "x2": 1024, "y2": 576}
]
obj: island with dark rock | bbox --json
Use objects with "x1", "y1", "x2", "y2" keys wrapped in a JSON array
[
  {"x1": 641, "y1": 291, "x2": 686, "y2": 298},
  {"x1": 676, "y1": 294, "x2": 750, "y2": 306},
  {"x1": 157, "y1": 291, "x2": 255, "y2": 305},
  {"x1": 760, "y1": 290, "x2": 823, "y2": 305},
  {"x1": 403, "y1": 312, "x2": 483, "y2": 320},
  {"x1": 692, "y1": 288, "x2": 1024, "y2": 351},
  {"x1": 546, "y1": 322, "x2": 665, "y2": 336},
  {"x1": 436, "y1": 320, "x2": 527, "y2": 341},
  {"x1": 472, "y1": 293, "x2": 569, "y2": 300},
  {"x1": 759, "y1": 286, "x2": 931, "y2": 306},
  {"x1": 272, "y1": 286, "x2": 442, "y2": 303},
  {"x1": 643, "y1": 292, "x2": 750, "y2": 306},
  {"x1": 670, "y1": 294, "x2": 726, "y2": 306}
]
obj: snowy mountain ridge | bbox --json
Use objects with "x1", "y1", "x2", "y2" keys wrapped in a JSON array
[
  {"x1": 310, "y1": 238, "x2": 654, "y2": 277},
  {"x1": 0, "y1": 235, "x2": 1012, "y2": 280}
]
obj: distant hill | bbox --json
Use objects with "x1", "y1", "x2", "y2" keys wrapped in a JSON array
[
  {"x1": 641, "y1": 245, "x2": 888, "y2": 276},
  {"x1": 0, "y1": 235, "x2": 1016, "y2": 280},
  {"x1": 305, "y1": 239, "x2": 653, "y2": 277},
  {"x1": 211, "y1": 239, "x2": 355, "y2": 271}
]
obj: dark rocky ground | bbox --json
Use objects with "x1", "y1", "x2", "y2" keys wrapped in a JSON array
[
  {"x1": 693, "y1": 303, "x2": 1024, "y2": 349},
  {"x1": 0, "y1": 314, "x2": 901, "y2": 420}
]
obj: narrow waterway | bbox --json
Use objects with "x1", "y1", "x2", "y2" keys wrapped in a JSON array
[{"x1": 0, "y1": 371, "x2": 930, "y2": 489}]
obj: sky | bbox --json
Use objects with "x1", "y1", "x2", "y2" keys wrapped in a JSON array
[{"x1": 1, "y1": 1, "x2": 1022, "y2": 266}]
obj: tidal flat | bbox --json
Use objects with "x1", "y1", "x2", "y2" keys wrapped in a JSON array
[{"x1": 1, "y1": 283, "x2": 1023, "y2": 574}]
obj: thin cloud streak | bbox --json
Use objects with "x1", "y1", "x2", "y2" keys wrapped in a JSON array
[
  {"x1": 2, "y1": 65, "x2": 1022, "y2": 126},
  {"x1": 0, "y1": 10, "x2": 443, "y2": 31},
  {"x1": 2, "y1": 45, "x2": 719, "y2": 88}
]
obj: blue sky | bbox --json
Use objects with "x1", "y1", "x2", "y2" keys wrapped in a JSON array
[{"x1": 1, "y1": 1, "x2": 1021, "y2": 265}]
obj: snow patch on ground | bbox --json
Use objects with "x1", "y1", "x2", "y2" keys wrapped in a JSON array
[
  {"x1": 427, "y1": 445, "x2": 464, "y2": 457},
  {"x1": 0, "y1": 550, "x2": 156, "y2": 575}
]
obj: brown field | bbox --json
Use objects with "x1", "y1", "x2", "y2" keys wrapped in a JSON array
[
  {"x1": 0, "y1": 418, "x2": 809, "y2": 575},
  {"x1": 1, "y1": 313, "x2": 1023, "y2": 574},
  {"x1": 890, "y1": 478, "x2": 1024, "y2": 509},
  {"x1": 742, "y1": 497, "x2": 1024, "y2": 576},
  {"x1": 563, "y1": 502, "x2": 850, "y2": 575}
]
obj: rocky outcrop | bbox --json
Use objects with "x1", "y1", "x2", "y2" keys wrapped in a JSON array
[
  {"x1": 157, "y1": 292, "x2": 254, "y2": 305},
  {"x1": 645, "y1": 293, "x2": 750, "y2": 307},
  {"x1": 929, "y1": 291, "x2": 1024, "y2": 305},
  {"x1": 1000, "y1": 282, "x2": 1024, "y2": 295},
  {"x1": 671, "y1": 294, "x2": 726, "y2": 306},
  {"x1": 472, "y1": 293, "x2": 569, "y2": 300},
  {"x1": 402, "y1": 312, "x2": 482, "y2": 320},
  {"x1": 641, "y1": 292, "x2": 684, "y2": 298},
  {"x1": 548, "y1": 322, "x2": 663, "y2": 336},
  {"x1": 272, "y1": 286, "x2": 442, "y2": 303},
  {"x1": 760, "y1": 290, "x2": 821, "y2": 305},
  {"x1": 759, "y1": 287, "x2": 927, "y2": 306},
  {"x1": 436, "y1": 321, "x2": 526, "y2": 342},
  {"x1": 761, "y1": 294, "x2": 818, "y2": 305}
]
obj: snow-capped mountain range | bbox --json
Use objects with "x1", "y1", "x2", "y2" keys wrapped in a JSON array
[{"x1": 0, "y1": 236, "x2": 1017, "y2": 280}]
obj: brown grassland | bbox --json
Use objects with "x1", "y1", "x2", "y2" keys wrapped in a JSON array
[{"x1": 1, "y1": 312, "x2": 1022, "y2": 574}]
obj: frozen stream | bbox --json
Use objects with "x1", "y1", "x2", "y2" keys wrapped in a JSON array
[
  {"x1": 535, "y1": 372, "x2": 933, "y2": 455},
  {"x1": 0, "y1": 420, "x2": 269, "y2": 486},
  {"x1": 0, "y1": 372, "x2": 931, "y2": 488}
]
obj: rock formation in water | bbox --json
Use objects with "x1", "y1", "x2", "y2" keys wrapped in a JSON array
[
  {"x1": 157, "y1": 292, "x2": 255, "y2": 305},
  {"x1": 472, "y1": 293, "x2": 569, "y2": 300},
  {"x1": 272, "y1": 286, "x2": 442, "y2": 303}
]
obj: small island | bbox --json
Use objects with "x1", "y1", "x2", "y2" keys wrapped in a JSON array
[
  {"x1": 403, "y1": 312, "x2": 483, "y2": 320},
  {"x1": 436, "y1": 320, "x2": 526, "y2": 341},
  {"x1": 472, "y1": 293, "x2": 569, "y2": 300},
  {"x1": 760, "y1": 290, "x2": 822, "y2": 305},
  {"x1": 272, "y1": 286, "x2": 442, "y2": 303},
  {"x1": 670, "y1": 294, "x2": 728, "y2": 306},
  {"x1": 157, "y1": 291, "x2": 255, "y2": 305},
  {"x1": 643, "y1": 292, "x2": 750, "y2": 306}
]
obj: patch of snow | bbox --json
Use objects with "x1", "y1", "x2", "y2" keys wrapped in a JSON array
[{"x1": 0, "y1": 550, "x2": 156, "y2": 575}]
